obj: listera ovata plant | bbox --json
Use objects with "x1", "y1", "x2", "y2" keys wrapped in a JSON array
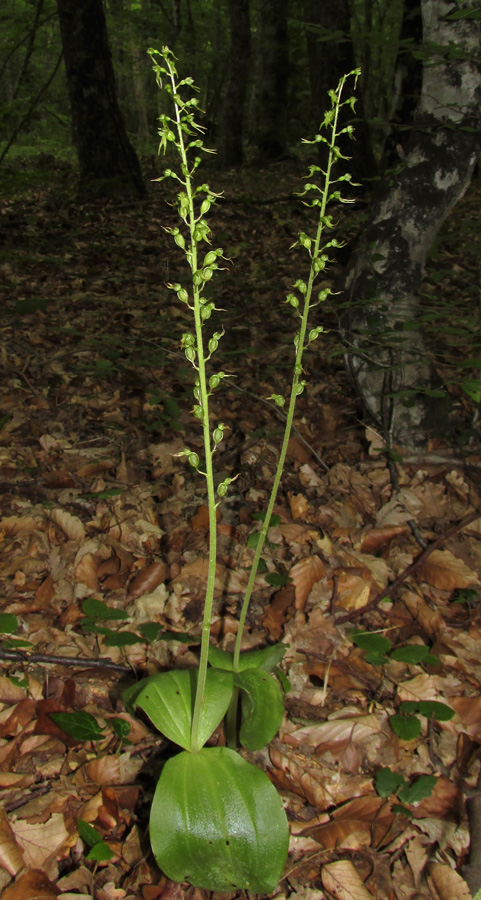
[{"x1": 124, "y1": 46, "x2": 360, "y2": 893}]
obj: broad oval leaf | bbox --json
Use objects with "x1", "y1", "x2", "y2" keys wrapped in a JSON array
[
  {"x1": 235, "y1": 669, "x2": 284, "y2": 750},
  {"x1": 0, "y1": 613, "x2": 18, "y2": 635},
  {"x1": 134, "y1": 668, "x2": 234, "y2": 752},
  {"x1": 50, "y1": 710, "x2": 104, "y2": 741},
  {"x1": 208, "y1": 643, "x2": 286, "y2": 673},
  {"x1": 418, "y1": 700, "x2": 455, "y2": 721},
  {"x1": 390, "y1": 714, "x2": 421, "y2": 741},
  {"x1": 374, "y1": 766, "x2": 406, "y2": 798},
  {"x1": 352, "y1": 631, "x2": 392, "y2": 654},
  {"x1": 390, "y1": 645, "x2": 438, "y2": 665},
  {"x1": 399, "y1": 774, "x2": 437, "y2": 805},
  {"x1": 150, "y1": 747, "x2": 289, "y2": 892}
]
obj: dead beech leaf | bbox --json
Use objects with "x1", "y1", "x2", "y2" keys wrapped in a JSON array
[
  {"x1": 50, "y1": 509, "x2": 85, "y2": 542},
  {"x1": 288, "y1": 492, "x2": 309, "y2": 520},
  {"x1": 336, "y1": 572, "x2": 371, "y2": 611},
  {"x1": 360, "y1": 525, "x2": 408, "y2": 553},
  {"x1": 128, "y1": 561, "x2": 169, "y2": 598},
  {"x1": 34, "y1": 574, "x2": 56, "y2": 608},
  {"x1": 290, "y1": 556, "x2": 325, "y2": 610},
  {"x1": 0, "y1": 515, "x2": 40, "y2": 535},
  {"x1": 262, "y1": 585, "x2": 295, "y2": 640},
  {"x1": 397, "y1": 674, "x2": 449, "y2": 707},
  {"x1": 0, "y1": 675, "x2": 27, "y2": 704},
  {"x1": 0, "y1": 805, "x2": 24, "y2": 876},
  {"x1": 287, "y1": 713, "x2": 383, "y2": 753},
  {"x1": 75, "y1": 552, "x2": 99, "y2": 591},
  {"x1": 322, "y1": 859, "x2": 374, "y2": 899},
  {"x1": 76, "y1": 459, "x2": 114, "y2": 478},
  {"x1": 1, "y1": 869, "x2": 60, "y2": 900},
  {"x1": 430, "y1": 862, "x2": 472, "y2": 899},
  {"x1": 418, "y1": 549, "x2": 479, "y2": 591},
  {"x1": 85, "y1": 752, "x2": 143, "y2": 786},
  {"x1": 287, "y1": 436, "x2": 312, "y2": 464},
  {"x1": 450, "y1": 695, "x2": 481, "y2": 742},
  {"x1": 10, "y1": 812, "x2": 69, "y2": 870}
]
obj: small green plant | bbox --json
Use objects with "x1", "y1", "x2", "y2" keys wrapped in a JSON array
[
  {"x1": 351, "y1": 631, "x2": 454, "y2": 739},
  {"x1": 79, "y1": 597, "x2": 199, "y2": 647},
  {"x1": 49, "y1": 708, "x2": 132, "y2": 747},
  {"x1": 77, "y1": 818, "x2": 114, "y2": 862},
  {"x1": 351, "y1": 630, "x2": 440, "y2": 667},
  {"x1": 390, "y1": 699, "x2": 455, "y2": 740},
  {"x1": 0, "y1": 613, "x2": 33, "y2": 651},
  {"x1": 375, "y1": 766, "x2": 437, "y2": 816},
  {"x1": 124, "y1": 46, "x2": 359, "y2": 893}
]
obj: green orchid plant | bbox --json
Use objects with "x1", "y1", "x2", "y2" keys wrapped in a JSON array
[{"x1": 124, "y1": 46, "x2": 359, "y2": 893}]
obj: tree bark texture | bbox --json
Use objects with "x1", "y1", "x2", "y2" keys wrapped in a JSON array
[
  {"x1": 218, "y1": 0, "x2": 251, "y2": 166},
  {"x1": 339, "y1": 0, "x2": 481, "y2": 450},
  {"x1": 251, "y1": 0, "x2": 288, "y2": 161},
  {"x1": 56, "y1": 0, "x2": 146, "y2": 198}
]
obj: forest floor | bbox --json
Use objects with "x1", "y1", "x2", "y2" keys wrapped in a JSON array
[{"x1": 0, "y1": 155, "x2": 481, "y2": 900}]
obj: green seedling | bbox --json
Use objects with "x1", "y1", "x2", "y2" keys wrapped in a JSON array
[
  {"x1": 49, "y1": 709, "x2": 131, "y2": 748},
  {"x1": 0, "y1": 613, "x2": 33, "y2": 652},
  {"x1": 79, "y1": 597, "x2": 200, "y2": 647},
  {"x1": 390, "y1": 699, "x2": 455, "y2": 741},
  {"x1": 123, "y1": 46, "x2": 360, "y2": 893},
  {"x1": 375, "y1": 766, "x2": 437, "y2": 816},
  {"x1": 450, "y1": 587, "x2": 479, "y2": 608},
  {"x1": 351, "y1": 631, "x2": 454, "y2": 739},
  {"x1": 146, "y1": 392, "x2": 185, "y2": 432},
  {"x1": 351, "y1": 630, "x2": 440, "y2": 668},
  {"x1": 77, "y1": 818, "x2": 114, "y2": 862}
]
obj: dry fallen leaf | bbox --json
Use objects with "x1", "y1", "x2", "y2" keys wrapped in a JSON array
[
  {"x1": 50, "y1": 509, "x2": 85, "y2": 542},
  {"x1": 418, "y1": 549, "x2": 479, "y2": 591},
  {"x1": 429, "y1": 862, "x2": 472, "y2": 899},
  {"x1": 1, "y1": 869, "x2": 60, "y2": 900},
  {"x1": 128, "y1": 561, "x2": 169, "y2": 598},
  {"x1": 290, "y1": 555, "x2": 325, "y2": 610},
  {"x1": 322, "y1": 859, "x2": 374, "y2": 898}
]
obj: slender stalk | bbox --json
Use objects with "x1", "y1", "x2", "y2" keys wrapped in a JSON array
[
  {"x1": 232, "y1": 75, "x2": 351, "y2": 674},
  {"x1": 162, "y1": 56, "x2": 218, "y2": 752}
]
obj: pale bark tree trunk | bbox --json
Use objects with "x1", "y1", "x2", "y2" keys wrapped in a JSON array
[
  {"x1": 218, "y1": 0, "x2": 251, "y2": 166},
  {"x1": 56, "y1": 0, "x2": 146, "y2": 198},
  {"x1": 251, "y1": 0, "x2": 288, "y2": 161},
  {"x1": 339, "y1": 0, "x2": 481, "y2": 450}
]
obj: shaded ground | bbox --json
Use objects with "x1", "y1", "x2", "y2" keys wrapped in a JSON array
[{"x1": 0, "y1": 156, "x2": 481, "y2": 900}]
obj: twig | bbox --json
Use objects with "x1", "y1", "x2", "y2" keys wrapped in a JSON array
[
  {"x1": 336, "y1": 507, "x2": 481, "y2": 623},
  {"x1": 0, "y1": 646, "x2": 133, "y2": 674}
]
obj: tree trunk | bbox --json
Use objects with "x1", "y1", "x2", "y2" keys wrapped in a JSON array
[
  {"x1": 56, "y1": 0, "x2": 146, "y2": 198},
  {"x1": 251, "y1": 0, "x2": 288, "y2": 161},
  {"x1": 339, "y1": 0, "x2": 481, "y2": 450},
  {"x1": 218, "y1": 0, "x2": 251, "y2": 167}
]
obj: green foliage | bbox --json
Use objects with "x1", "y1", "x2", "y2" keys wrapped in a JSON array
[
  {"x1": 78, "y1": 818, "x2": 114, "y2": 862},
  {"x1": 0, "y1": 613, "x2": 33, "y2": 651},
  {"x1": 351, "y1": 631, "x2": 454, "y2": 740},
  {"x1": 352, "y1": 630, "x2": 440, "y2": 668},
  {"x1": 125, "y1": 46, "x2": 359, "y2": 892},
  {"x1": 390, "y1": 700, "x2": 455, "y2": 741},
  {"x1": 150, "y1": 748, "x2": 289, "y2": 893},
  {"x1": 49, "y1": 710, "x2": 105, "y2": 742},
  {"x1": 375, "y1": 766, "x2": 437, "y2": 816}
]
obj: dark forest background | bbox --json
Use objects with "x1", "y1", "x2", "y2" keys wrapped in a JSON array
[{"x1": 1, "y1": 0, "x2": 481, "y2": 448}]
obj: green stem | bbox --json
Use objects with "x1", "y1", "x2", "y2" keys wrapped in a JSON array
[
  {"x1": 165, "y1": 57, "x2": 218, "y2": 753},
  {"x1": 232, "y1": 78, "x2": 346, "y2": 676}
]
